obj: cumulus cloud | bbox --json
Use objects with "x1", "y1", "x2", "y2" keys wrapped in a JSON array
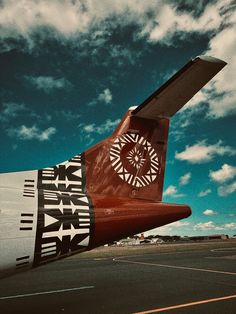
[
  {"x1": 0, "y1": 0, "x2": 152, "y2": 51},
  {"x1": 83, "y1": 124, "x2": 95, "y2": 133},
  {"x1": 98, "y1": 88, "x2": 112, "y2": 104},
  {"x1": 163, "y1": 185, "x2": 177, "y2": 196},
  {"x1": 175, "y1": 140, "x2": 236, "y2": 164},
  {"x1": 150, "y1": 219, "x2": 235, "y2": 236},
  {"x1": 209, "y1": 164, "x2": 236, "y2": 183},
  {"x1": 204, "y1": 26, "x2": 236, "y2": 118},
  {"x1": 25, "y1": 76, "x2": 72, "y2": 93},
  {"x1": 0, "y1": 0, "x2": 235, "y2": 118},
  {"x1": 194, "y1": 220, "x2": 236, "y2": 231},
  {"x1": 163, "y1": 185, "x2": 185, "y2": 198},
  {"x1": 81, "y1": 118, "x2": 120, "y2": 135},
  {"x1": 218, "y1": 181, "x2": 236, "y2": 197},
  {"x1": 193, "y1": 221, "x2": 223, "y2": 231},
  {"x1": 179, "y1": 172, "x2": 191, "y2": 186},
  {"x1": 0, "y1": 0, "x2": 221, "y2": 46},
  {"x1": 0, "y1": 0, "x2": 91, "y2": 41},
  {"x1": 7, "y1": 125, "x2": 56, "y2": 141},
  {"x1": 0, "y1": 1, "x2": 233, "y2": 52},
  {"x1": 209, "y1": 164, "x2": 236, "y2": 197},
  {"x1": 224, "y1": 223, "x2": 236, "y2": 229},
  {"x1": 140, "y1": 2, "x2": 223, "y2": 44},
  {"x1": 203, "y1": 209, "x2": 217, "y2": 216},
  {"x1": 88, "y1": 88, "x2": 113, "y2": 106},
  {"x1": 198, "y1": 188, "x2": 212, "y2": 197},
  {"x1": 183, "y1": 1, "x2": 236, "y2": 119}
]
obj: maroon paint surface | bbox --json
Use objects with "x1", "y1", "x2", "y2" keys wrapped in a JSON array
[
  {"x1": 89, "y1": 195, "x2": 191, "y2": 247},
  {"x1": 85, "y1": 110, "x2": 169, "y2": 201}
]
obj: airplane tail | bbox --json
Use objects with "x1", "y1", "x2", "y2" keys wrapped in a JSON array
[
  {"x1": 0, "y1": 56, "x2": 227, "y2": 276},
  {"x1": 84, "y1": 56, "x2": 226, "y2": 201},
  {"x1": 85, "y1": 110, "x2": 169, "y2": 201}
]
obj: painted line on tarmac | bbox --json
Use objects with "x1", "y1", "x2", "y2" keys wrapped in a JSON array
[
  {"x1": 211, "y1": 247, "x2": 236, "y2": 252},
  {"x1": 134, "y1": 294, "x2": 236, "y2": 313},
  {"x1": 114, "y1": 258, "x2": 236, "y2": 276},
  {"x1": 0, "y1": 286, "x2": 94, "y2": 300}
]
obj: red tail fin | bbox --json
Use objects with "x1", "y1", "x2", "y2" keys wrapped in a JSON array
[
  {"x1": 85, "y1": 56, "x2": 226, "y2": 201},
  {"x1": 85, "y1": 109, "x2": 169, "y2": 201}
]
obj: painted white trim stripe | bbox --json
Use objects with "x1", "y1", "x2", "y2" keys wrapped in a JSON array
[
  {"x1": 42, "y1": 242, "x2": 57, "y2": 248},
  {"x1": 41, "y1": 246, "x2": 56, "y2": 253},
  {"x1": 41, "y1": 249, "x2": 57, "y2": 257},
  {"x1": 0, "y1": 286, "x2": 94, "y2": 300}
]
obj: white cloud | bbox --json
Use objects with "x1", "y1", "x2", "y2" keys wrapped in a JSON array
[
  {"x1": 203, "y1": 209, "x2": 217, "y2": 216},
  {"x1": 0, "y1": 0, "x2": 235, "y2": 118},
  {"x1": 147, "y1": 219, "x2": 235, "y2": 236},
  {"x1": 179, "y1": 172, "x2": 191, "y2": 186},
  {"x1": 98, "y1": 88, "x2": 112, "y2": 104},
  {"x1": 0, "y1": 0, "x2": 90, "y2": 40},
  {"x1": 175, "y1": 140, "x2": 236, "y2": 164},
  {"x1": 82, "y1": 118, "x2": 120, "y2": 135},
  {"x1": 209, "y1": 164, "x2": 236, "y2": 183},
  {"x1": 163, "y1": 185, "x2": 177, "y2": 196},
  {"x1": 163, "y1": 185, "x2": 185, "y2": 198},
  {"x1": 141, "y1": 2, "x2": 222, "y2": 44},
  {"x1": 212, "y1": 165, "x2": 236, "y2": 196},
  {"x1": 0, "y1": 1, "x2": 233, "y2": 51},
  {"x1": 194, "y1": 221, "x2": 223, "y2": 231},
  {"x1": 218, "y1": 181, "x2": 236, "y2": 197},
  {"x1": 224, "y1": 223, "x2": 236, "y2": 229},
  {"x1": 182, "y1": 1, "x2": 236, "y2": 119},
  {"x1": 88, "y1": 88, "x2": 113, "y2": 106},
  {"x1": 0, "y1": 102, "x2": 27, "y2": 121},
  {"x1": 0, "y1": 0, "x2": 154, "y2": 50},
  {"x1": 8, "y1": 125, "x2": 56, "y2": 141},
  {"x1": 194, "y1": 220, "x2": 236, "y2": 231},
  {"x1": 198, "y1": 188, "x2": 212, "y2": 197},
  {"x1": 83, "y1": 124, "x2": 95, "y2": 133},
  {"x1": 145, "y1": 220, "x2": 191, "y2": 236},
  {"x1": 25, "y1": 76, "x2": 71, "y2": 93},
  {"x1": 38, "y1": 127, "x2": 57, "y2": 141},
  {"x1": 204, "y1": 25, "x2": 236, "y2": 118}
]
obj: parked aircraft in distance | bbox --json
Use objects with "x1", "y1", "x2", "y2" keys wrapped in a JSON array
[{"x1": 0, "y1": 56, "x2": 226, "y2": 278}]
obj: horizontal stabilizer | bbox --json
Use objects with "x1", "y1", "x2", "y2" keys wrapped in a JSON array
[{"x1": 133, "y1": 56, "x2": 227, "y2": 119}]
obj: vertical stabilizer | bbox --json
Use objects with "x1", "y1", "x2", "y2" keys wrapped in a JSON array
[
  {"x1": 85, "y1": 109, "x2": 169, "y2": 201},
  {"x1": 84, "y1": 56, "x2": 226, "y2": 201}
]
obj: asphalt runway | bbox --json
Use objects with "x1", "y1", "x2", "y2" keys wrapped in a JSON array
[{"x1": 0, "y1": 244, "x2": 235, "y2": 314}]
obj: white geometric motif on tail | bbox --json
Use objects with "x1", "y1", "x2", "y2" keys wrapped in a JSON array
[{"x1": 110, "y1": 132, "x2": 160, "y2": 188}]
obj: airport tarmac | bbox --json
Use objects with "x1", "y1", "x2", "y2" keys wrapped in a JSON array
[{"x1": 0, "y1": 242, "x2": 235, "y2": 314}]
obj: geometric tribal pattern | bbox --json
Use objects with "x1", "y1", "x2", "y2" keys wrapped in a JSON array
[{"x1": 110, "y1": 132, "x2": 160, "y2": 188}]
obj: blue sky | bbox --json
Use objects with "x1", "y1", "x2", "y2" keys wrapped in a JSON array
[{"x1": 0, "y1": 0, "x2": 235, "y2": 236}]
